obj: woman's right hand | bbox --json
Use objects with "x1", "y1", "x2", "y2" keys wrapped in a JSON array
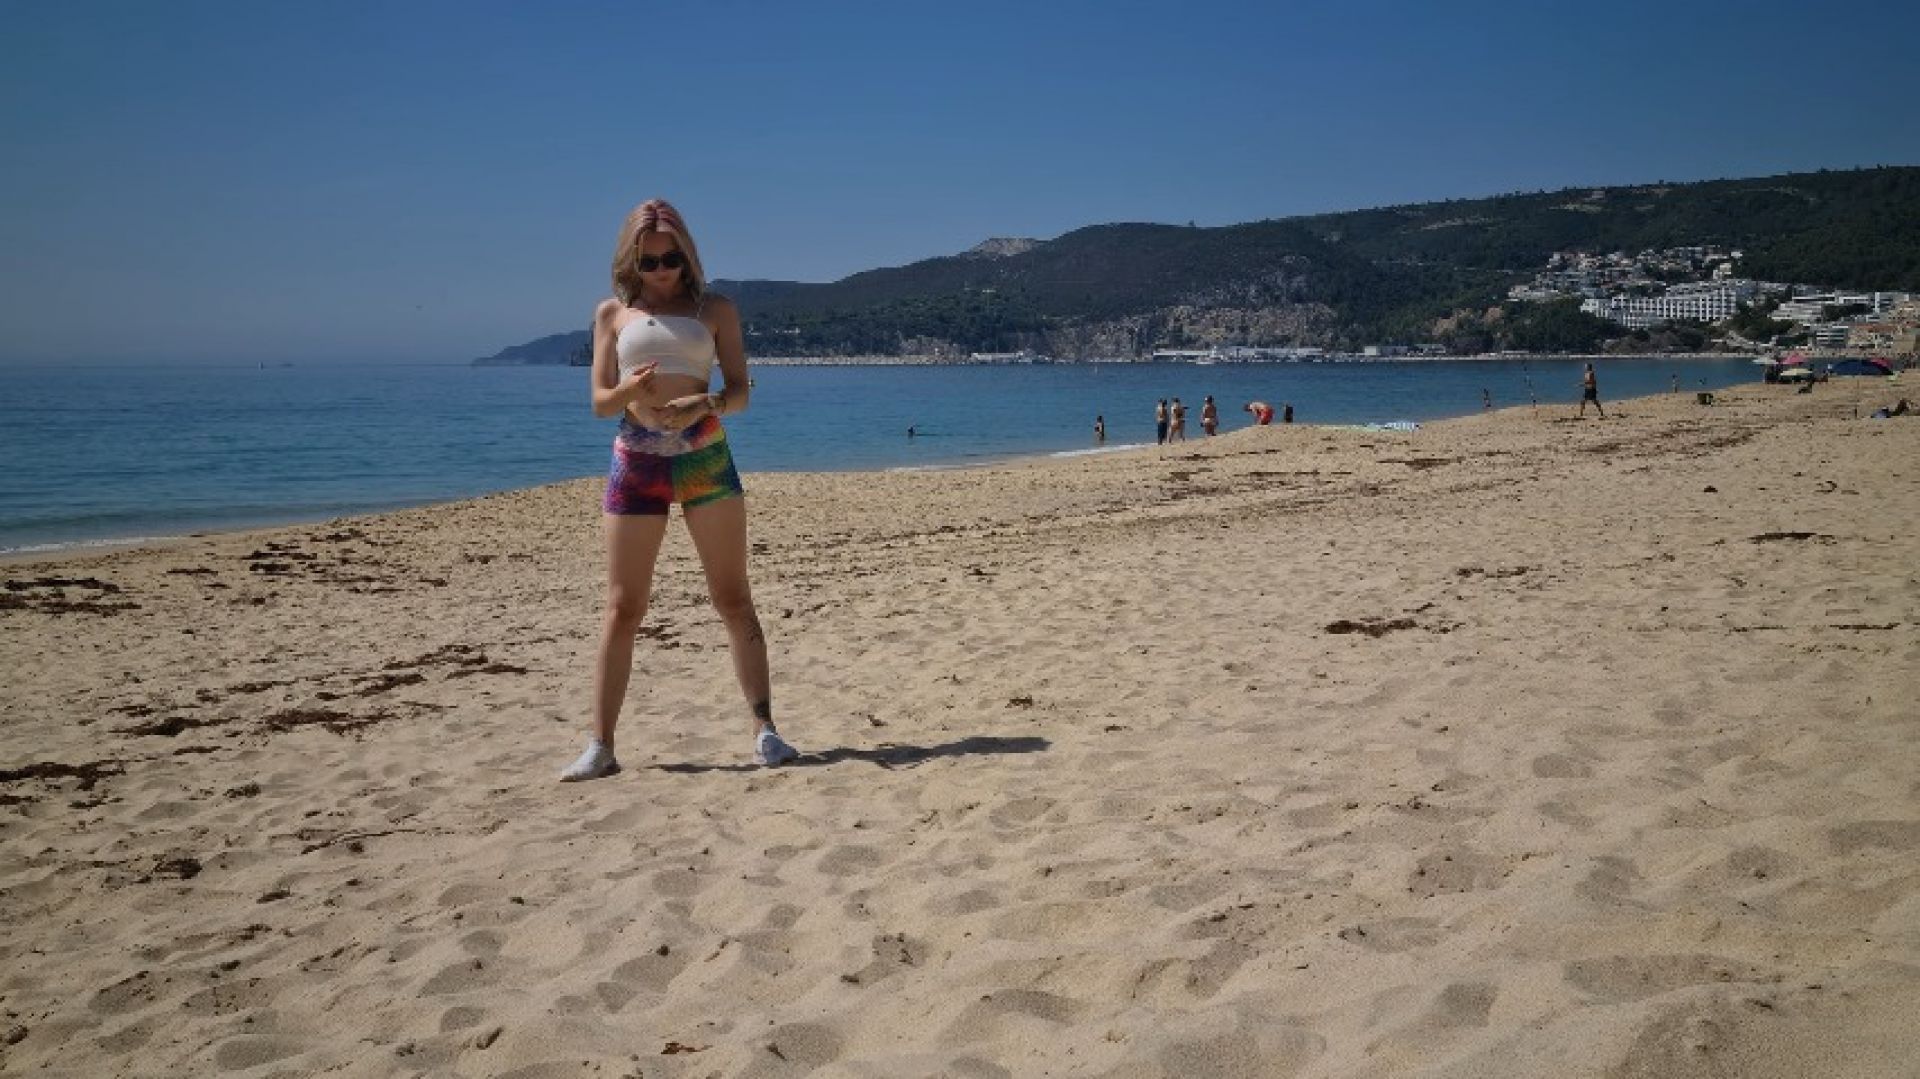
[{"x1": 621, "y1": 363, "x2": 658, "y2": 403}]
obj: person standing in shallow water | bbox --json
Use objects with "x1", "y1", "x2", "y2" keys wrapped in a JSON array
[
  {"x1": 1155, "y1": 399, "x2": 1170, "y2": 445},
  {"x1": 1094, "y1": 415, "x2": 1106, "y2": 443},
  {"x1": 562, "y1": 198, "x2": 799, "y2": 781}
]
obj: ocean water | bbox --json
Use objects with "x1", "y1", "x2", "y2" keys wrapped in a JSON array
[{"x1": 0, "y1": 357, "x2": 1760, "y2": 553}]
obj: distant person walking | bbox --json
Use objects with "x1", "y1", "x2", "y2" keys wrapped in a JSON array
[
  {"x1": 1155, "y1": 399, "x2": 1170, "y2": 444},
  {"x1": 1170, "y1": 398, "x2": 1188, "y2": 441},
  {"x1": 1244, "y1": 401, "x2": 1274, "y2": 426},
  {"x1": 1201, "y1": 395, "x2": 1219, "y2": 436},
  {"x1": 1094, "y1": 415, "x2": 1106, "y2": 443},
  {"x1": 1579, "y1": 362, "x2": 1607, "y2": 419},
  {"x1": 1282, "y1": 403, "x2": 1294, "y2": 424},
  {"x1": 564, "y1": 197, "x2": 798, "y2": 781},
  {"x1": 1482, "y1": 388, "x2": 1493, "y2": 410}
]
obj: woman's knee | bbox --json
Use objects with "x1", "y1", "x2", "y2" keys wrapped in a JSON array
[
  {"x1": 605, "y1": 589, "x2": 648, "y2": 630},
  {"x1": 709, "y1": 589, "x2": 757, "y2": 627}
]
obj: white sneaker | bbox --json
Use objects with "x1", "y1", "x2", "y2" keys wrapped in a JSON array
[
  {"x1": 753, "y1": 729, "x2": 799, "y2": 767},
  {"x1": 559, "y1": 740, "x2": 620, "y2": 782}
]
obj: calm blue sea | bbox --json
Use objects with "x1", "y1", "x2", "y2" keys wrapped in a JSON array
[{"x1": 0, "y1": 358, "x2": 1760, "y2": 553}]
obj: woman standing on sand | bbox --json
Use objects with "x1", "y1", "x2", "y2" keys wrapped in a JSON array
[
  {"x1": 561, "y1": 198, "x2": 799, "y2": 781},
  {"x1": 1201, "y1": 396, "x2": 1218, "y2": 436}
]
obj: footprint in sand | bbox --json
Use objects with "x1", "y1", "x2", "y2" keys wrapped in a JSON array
[
  {"x1": 179, "y1": 977, "x2": 274, "y2": 1017},
  {"x1": 94, "y1": 1020, "x2": 155, "y2": 1053},
  {"x1": 1337, "y1": 917, "x2": 1442, "y2": 953},
  {"x1": 930, "y1": 887, "x2": 1002, "y2": 916},
  {"x1": 420, "y1": 957, "x2": 491, "y2": 995},
  {"x1": 1563, "y1": 953, "x2": 1779, "y2": 1003},
  {"x1": 840, "y1": 932, "x2": 920, "y2": 986},
  {"x1": 458, "y1": 929, "x2": 504, "y2": 957},
  {"x1": 1147, "y1": 1018, "x2": 1324, "y2": 1079},
  {"x1": 437, "y1": 1005, "x2": 486, "y2": 1032},
  {"x1": 754, "y1": 1022, "x2": 845, "y2": 1072},
  {"x1": 1530, "y1": 752, "x2": 1593, "y2": 779},
  {"x1": 1726, "y1": 845, "x2": 1796, "y2": 882},
  {"x1": 582, "y1": 805, "x2": 646, "y2": 834},
  {"x1": 941, "y1": 988, "x2": 1085, "y2": 1046},
  {"x1": 1426, "y1": 981, "x2": 1498, "y2": 1028},
  {"x1": 988, "y1": 795, "x2": 1056, "y2": 828},
  {"x1": 1828, "y1": 819, "x2": 1920, "y2": 855},
  {"x1": 611, "y1": 945, "x2": 690, "y2": 993},
  {"x1": 649, "y1": 866, "x2": 705, "y2": 897},
  {"x1": 1538, "y1": 799, "x2": 1596, "y2": 830},
  {"x1": 593, "y1": 980, "x2": 636, "y2": 1013},
  {"x1": 90, "y1": 970, "x2": 168, "y2": 1015},
  {"x1": 1409, "y1": 849, "x2": 1506, "y2": 897},
  {"x1": 817, "y1": 844, "x2": 886, "y2": 877},
  {"x1": 1574, "y1": 855, "x2": 1644, "y2": 906},
  {"x1": 211, "y1": 1037, "x2": 302, "y2": 1070}
]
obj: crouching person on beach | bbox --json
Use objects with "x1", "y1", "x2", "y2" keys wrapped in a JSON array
[{"x1": 562, "y1": 198, "x2": 799, "y2": 781}]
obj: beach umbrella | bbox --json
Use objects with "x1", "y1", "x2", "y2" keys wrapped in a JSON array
[{"x1": 1827, "y1": 358, "x2": 1894, "y2": 377}]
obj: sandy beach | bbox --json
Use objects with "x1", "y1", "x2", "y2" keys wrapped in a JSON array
[{"x1": 2, "y1": 379, "x2": 1916, "y2": 1077}]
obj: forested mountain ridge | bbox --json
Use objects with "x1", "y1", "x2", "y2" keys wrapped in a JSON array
[{"x1": 475, "y1": 166, "x2": 1920, "y2": 363}]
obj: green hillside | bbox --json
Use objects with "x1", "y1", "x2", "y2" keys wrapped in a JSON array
[{"x1": 476, "y1": 166, "x2": 1920, "y2": 363}]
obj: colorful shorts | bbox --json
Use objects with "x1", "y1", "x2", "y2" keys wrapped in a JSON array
[{"x1": 603, "y1": 415, "x2": 744, "y2": 515}]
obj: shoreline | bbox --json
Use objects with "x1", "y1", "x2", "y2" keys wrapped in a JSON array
[
  {"x1": 743, "y1": 351, "x2": 1762, "y2": 366},
  {"x1": 1, "y1": 371, "x2": 1776, "y2": 561},
  {"x1": 3, "y1": 377, "x2": 1916, "y2": 1074}
]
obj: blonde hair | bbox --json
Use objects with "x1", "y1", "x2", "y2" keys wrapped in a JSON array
[{"x1": 610, "y1": 198, "x2": 707, "y2": 306}]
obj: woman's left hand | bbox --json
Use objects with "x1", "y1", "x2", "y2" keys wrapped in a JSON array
[{"x1": 652, "y1": 394, "x2": 714, "y2": 428}]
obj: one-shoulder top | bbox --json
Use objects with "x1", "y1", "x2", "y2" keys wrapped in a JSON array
[{"x1": 616, "y1": 312, "x2": 716, "y2": 382}]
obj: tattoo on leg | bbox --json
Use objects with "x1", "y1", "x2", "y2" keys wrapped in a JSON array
[
  {"x1": 753, "y1": 699, "x2": 773, "y2": 729},
  {"x1": 744, "y1": 614, "x2": 765, "y2": 645}
]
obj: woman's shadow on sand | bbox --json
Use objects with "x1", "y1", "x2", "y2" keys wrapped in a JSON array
[{"x1": 653, "y1": 734, "x2": 1049, "y2": 774}]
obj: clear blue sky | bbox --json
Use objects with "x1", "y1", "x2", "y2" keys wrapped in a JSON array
[{"x1": 3, "y1": 0, "x2": 1914, "y2": 364}]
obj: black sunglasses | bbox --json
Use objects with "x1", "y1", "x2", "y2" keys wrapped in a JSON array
[{"x1": 637, "y1": 250, "x2": 687, "y2": 272}]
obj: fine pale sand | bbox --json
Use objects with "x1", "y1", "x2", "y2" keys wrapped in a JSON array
[{"x1": 3, "y1": 380, "x2": 1917, "y2": 1078}]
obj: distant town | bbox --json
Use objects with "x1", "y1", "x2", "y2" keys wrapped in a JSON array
[
  {"x1": 763, "y1": 246, "x2": 1920, "y2": 366},
  {"x1": 1509, "y1": 245, "x2": 1917, "y2": 355}
]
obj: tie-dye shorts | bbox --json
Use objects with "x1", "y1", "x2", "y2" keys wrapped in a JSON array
[{"x1": 603, "y1": 415, "x2": 745, "y2": 515}]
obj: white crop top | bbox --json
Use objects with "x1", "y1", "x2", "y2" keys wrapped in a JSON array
[{"x1": 616, "y1": 312, "x2": 716, "y2": 382}]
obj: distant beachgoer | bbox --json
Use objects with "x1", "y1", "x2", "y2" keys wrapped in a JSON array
[
  {"x1": 1579, "y1": 362, "x2": 1606, "y2": 419},
  {"x1": 1094, "y1": 415, "x2": 1106, "y2": 442},
  {"x1": 1244, "y1": 401, "x2": 1274, "y2": 426},
  {"x1": 1170, "y1": 398, "x2": 1187, "y2": 441},
  {"x1": 907, "y1": 425, "x2": 917, "y2": 438},
  {"x1": 565, "y1": 197, "x2": 797, "y2": 782},
  {"x1": 1201, "y1": 396, "x2": 1219, "y2": 436},
  {"x1": 1482, "y1": 388, "x2": 1492, "y2": 410},
  {"x1": 1670, "y1": 373, "x2": 1680, "y2": 394},
  {"x1": 1282, "y1": 403, "x2": 1294, "y2": 424},
  {"x1": 1155, "y1": 399, "x2": 1170, "y2": 444}
]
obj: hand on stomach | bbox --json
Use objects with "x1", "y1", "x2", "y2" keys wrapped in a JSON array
[{"x1": 628, "y1": 374, "x2": 710, "y2": 424}]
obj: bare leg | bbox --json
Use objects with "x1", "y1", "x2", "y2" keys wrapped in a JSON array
[
  {"x1": 592, "y1": 513, "x2": 670, "y2": 750},
  {"x1": 682, "y1": 496, "x2": 773, "y2": 738}
]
